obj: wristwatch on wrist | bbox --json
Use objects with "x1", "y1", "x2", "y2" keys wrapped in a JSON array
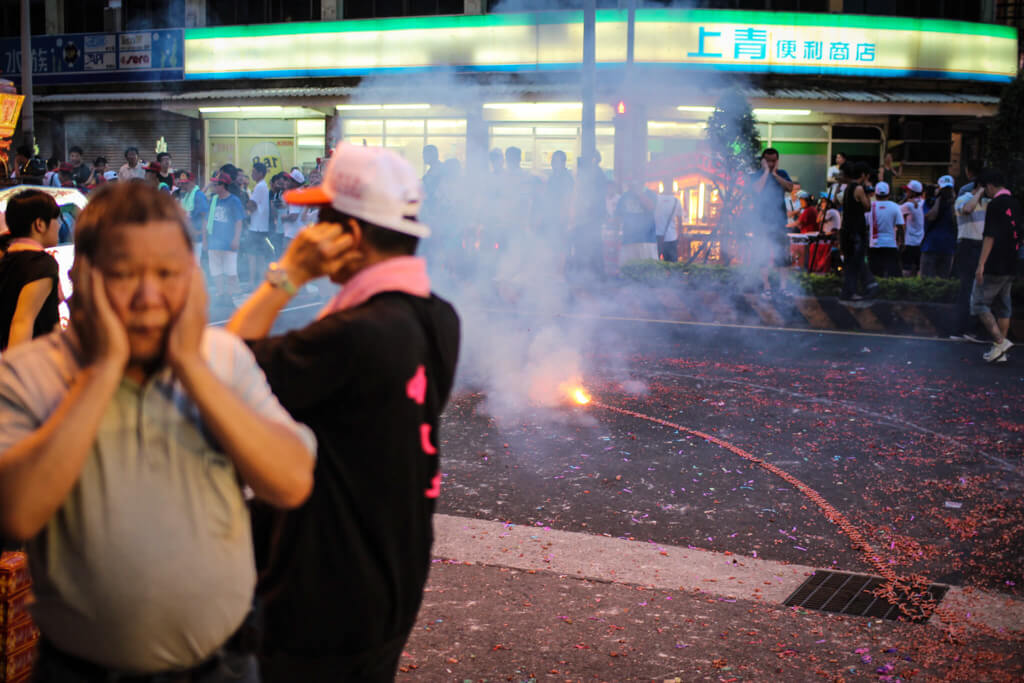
[{"x1": 265, "y1": 261, "x2": 297, "y2": 295}]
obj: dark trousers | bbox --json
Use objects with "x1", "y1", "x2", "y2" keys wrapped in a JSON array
[
  {"x1": 901, "y1": 245, "x2": 921, "y2": 274},
  {"x1": 658, "y1": 238, "x2": 679, "y2": 262},
  {"x1": 33, "y1": 640, "x2": 259, "y2": 683},
  {"x1": 868, "y1": 248, "x2": 901, "y2": 278},
  {"x1": 953, "y1": 239, "x2": 984, "y2": 335},
  {"x1": 841, "y1": 235, "x2": 876, "y2": 299},
  {"x1": 261, "y1": 633, "x2": 405, "y2": 683},
  {"x1": 920, "y1": 251, "x2": 954, "y2": 278}
]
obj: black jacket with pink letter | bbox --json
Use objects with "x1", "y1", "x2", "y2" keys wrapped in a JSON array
[{"x1": 248, "y1": 291, "x2": 460, "y2": 656}]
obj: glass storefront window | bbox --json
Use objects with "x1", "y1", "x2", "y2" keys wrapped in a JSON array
[
  {"x1": 208, "y1": 136, "x2": 236, "y2": 174},
  {"x1": 344, "y1": 120, "x2": 384, "y2": 135},
  {"x1": 297, "y1": 119, "x2": 327, "y2": 135},
  {"x1": 205, "y1": 118, "x2": 327, "y2": 181},
  {"x1": 344, "y1": 136, "x2": 384, "y2": 148},
  {"x1": 426, "y1": 137, "x2": 466, "y2": 165},
  {"x1": 208, "y1": 119, "x2": 234, "y2": 135},
  {"x1": 427, "y1": 120, "x2": 467, "y2": 134},
  {"x1": 238, "y1": 119, "x2": 294, "y2": 135},
  {"x1": 772, "y1": 123, "x2": 827, "y2": 140},
  {"x1": 242, "y1": 138, "x2": 295, "y2": 176},
  {"x1": 385, "y1": 119, "x2": 425, "y2": 135}
]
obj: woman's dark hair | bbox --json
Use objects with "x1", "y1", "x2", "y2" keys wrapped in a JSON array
[
  {"x1": 318, "y1": 206, "x2": 419, "y2": 256},
  {"x1": 46, "y1": 157, "x2": 59, "y2": 171},
  {"x1": 977, "y1": 168, "x2": 1007, "y2": 188},
  {"x1": 4, "y1": 190, "x2": 61, "y2": 238},
  {"x1": 74, "y1": 181, "x2": 192, "y2": 261},
  {"x1": 94, "y1": 156, "x2": 107, "y2": 166}
]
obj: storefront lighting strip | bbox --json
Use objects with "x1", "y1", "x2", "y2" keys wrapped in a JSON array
[
  {"x1": 336, "y1": 104, "x2": 431, "y2": 111},
  {"x1": 491, "y1": 126, "x2": 534, "y2": 135},
  {"x1": 483, "y1": 102, "x2": 582, "y2": 109},
  {"x1": 535, "y1": 127, "x2": 580, "y2": 136},
  {"x1": 676, "y1": 106, "x2": 715, "y2": 113},
  {"x1": 197, "y1": 106, "x2": 284, "y2": 113},
  {"x1": 752, "y1": 109, "x2": 812, "y2": 117},
  {"x1": 648, "y1": 121, "x2": 706, "y2": 130}
]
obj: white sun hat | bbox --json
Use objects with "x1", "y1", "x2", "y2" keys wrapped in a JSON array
[{"x1": 283, "y1": 143, "x2": 429, "y2": 238}]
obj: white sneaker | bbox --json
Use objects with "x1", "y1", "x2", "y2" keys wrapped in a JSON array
[
  {"x1": 983, "y1": 338, "x2": 1013, "y2": 363},
  {"x1": 995, "y1": 354, "x2": 1008, "y2": 363}
]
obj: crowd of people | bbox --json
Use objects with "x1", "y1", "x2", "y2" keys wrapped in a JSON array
[
  {"x1": 0, "y1": 144, "x2": 460, "y2": 682},
  {"x1": 756, "y1": 149, "x2": 1020, "y2": 363},
  {"x1": 2, "y1": 139, "x2": 1020, "y2": 364}
]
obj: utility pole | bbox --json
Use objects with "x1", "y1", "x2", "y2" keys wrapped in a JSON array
[
  {"x1": 581, "y1": 0, "x2": 596, "y2": 167},
  {"x1": 20, "y1": 0, "x2": 34, "y2": 150}
]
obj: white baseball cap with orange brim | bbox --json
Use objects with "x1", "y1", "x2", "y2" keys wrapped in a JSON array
[{"x1": 283, "y1": 143, "x2": 430, "y2": 238}]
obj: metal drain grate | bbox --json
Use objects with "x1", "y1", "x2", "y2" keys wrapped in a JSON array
[{"x1": 784, "y1": 570, "x2": 949, "y2": 623}]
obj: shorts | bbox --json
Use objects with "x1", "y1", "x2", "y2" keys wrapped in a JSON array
[
  {"x1": 970, "y1": 275, "x2": 1013, "y2": 319},
  {"x1": 208, "y1": 249, "x2": 238, "y2": 277},
  {"x1": 901, "y1": 245, "x2": 921, "y2": 272},
  {"x1": 242, "y1": 229, "x2": 275, "y2": 259}
]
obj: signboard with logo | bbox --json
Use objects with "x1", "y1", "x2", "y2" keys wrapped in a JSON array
[
  {"x1": 184, "y1": 9, "x2": 1016, "y2": 83},
  {"x1": 0, "y1": 29, "x2": 183, "y2": 84}
]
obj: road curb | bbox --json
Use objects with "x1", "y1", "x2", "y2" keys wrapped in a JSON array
[
  {"x1": 432, "y1": 514, "x2": 1024, "y2": 635},
  {"x1": 571, "y1": 286, "x2": 1024, "y2": 338}
]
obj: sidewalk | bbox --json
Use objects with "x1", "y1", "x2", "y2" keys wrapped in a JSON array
[{"x1": 397, "y1": 515, "x2": 1024, "y2": 682}]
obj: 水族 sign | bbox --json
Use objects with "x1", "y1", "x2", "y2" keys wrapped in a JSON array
[
  {"x1": 0, "y1": 29, "x2": 183, "y2": 84},
  {"x1": 184, "y1": 9, "x2": 1017, "y2": 83}
]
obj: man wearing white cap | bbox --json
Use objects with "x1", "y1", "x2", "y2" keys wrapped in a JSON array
[
  {"x1": 866, "y1": 181, "x2": 904, "y2": 277},
  {"x1": 899, "y1": 180, "x2": 925, "y2": 276},
  {"x1": 228, "y1": 144, "x2": 461, "y2": 681},
  {"x1": 278, "y1": 169, "x2": 307, "y2": 247}
]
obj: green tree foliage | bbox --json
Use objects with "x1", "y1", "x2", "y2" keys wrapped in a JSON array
[
  {"x1": 988, "y1": 75, "x2": 1024, "y2": 195},
  {"x1": 703, "y1": 91, "x2": 761, "y2": 262}
]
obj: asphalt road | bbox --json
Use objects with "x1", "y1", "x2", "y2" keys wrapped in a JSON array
[{"x1": 267, "y1": 302, "x2": 1023, "y2": 598}]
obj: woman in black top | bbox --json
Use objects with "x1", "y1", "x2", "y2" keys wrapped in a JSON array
[{"x1": 0, "y1": 190, "x2": 62, "y2": 351}]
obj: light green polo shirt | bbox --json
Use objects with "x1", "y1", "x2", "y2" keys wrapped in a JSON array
[{"x1": 0, "y1": 328, "x2": 316, "y2": 673}]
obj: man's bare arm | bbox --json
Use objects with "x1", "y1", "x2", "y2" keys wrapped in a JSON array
[{"x1": 7, "y1": 278, "x2": 53, "y2": 349}]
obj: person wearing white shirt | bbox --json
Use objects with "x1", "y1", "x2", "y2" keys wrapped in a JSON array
[
  {"x1": 654, "y1": 183, "x2": 682, "y2": 262},
  {"x1": 866, "y1": 181, "x2": 904, "y2": 277},
  {"x1": 950, "y1": 184, "x2": 990, "y2": 340},
  {"x1": 244, "y1": 162, "x2": 274, "y2": 291},
  {"x1": 117, "y1": 146, "x2": 146, "y2": 183},
  {"x1": 899, "y1": 180, "x2": 926, "y2": 276}
]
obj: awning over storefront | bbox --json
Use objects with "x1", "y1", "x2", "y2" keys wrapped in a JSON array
[{"x1": 33, "y1": 86, "x2": 1001, "y2": 119}]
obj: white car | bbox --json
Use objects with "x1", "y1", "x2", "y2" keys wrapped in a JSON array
[{"x1": 0, "y1": 185, "x2": 87, "y2": 329}]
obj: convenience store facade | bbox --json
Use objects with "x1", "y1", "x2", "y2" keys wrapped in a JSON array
[{"x1": 18, "y1": 8, "x2": 1018, "y2": 215}]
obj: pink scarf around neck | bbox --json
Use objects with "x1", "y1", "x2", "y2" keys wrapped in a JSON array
[{"x1": 318, "y1": 256, "x2": 431, "y2": 318}]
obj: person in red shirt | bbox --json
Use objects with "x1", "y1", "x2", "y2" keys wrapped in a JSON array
[{"x1": 796, "y1": 191, "x2": 818, "y2": 233}]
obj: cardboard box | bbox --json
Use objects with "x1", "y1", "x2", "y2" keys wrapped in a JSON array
[
  {"x1": 0, "y1": 553, "x2": 30, "y2": 598},
  {"x1": 1, "y1": 588, "x2": 33, "y2": 629},
  {"x1": 1, "y1": 640, "x2": 37, "y2": 681}
]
